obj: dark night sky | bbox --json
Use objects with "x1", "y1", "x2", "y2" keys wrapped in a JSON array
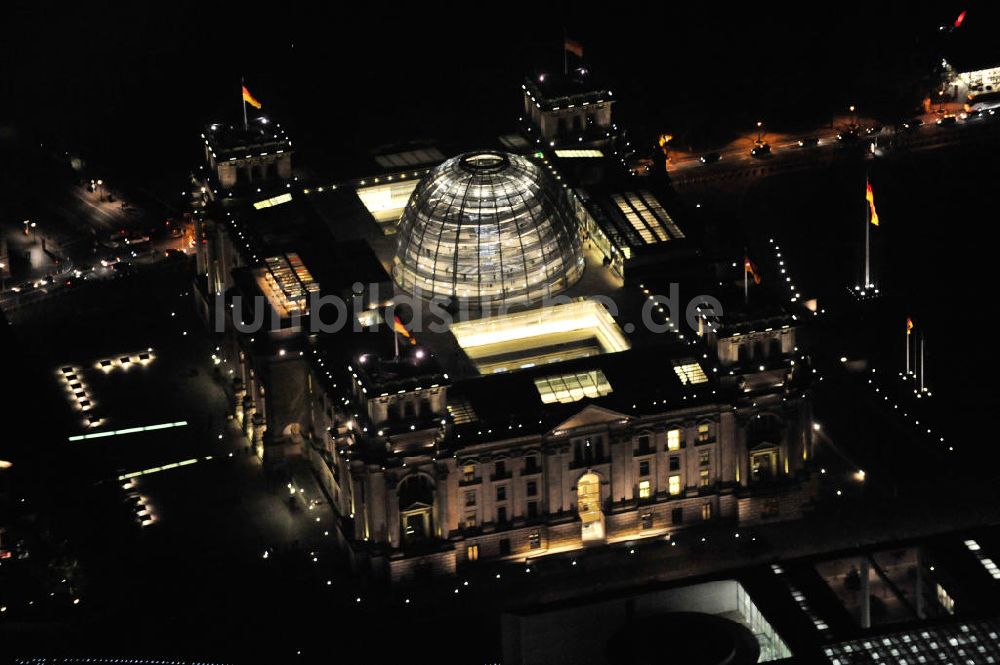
[{"x1": 1, "y1": 1, "x2": 987, "y2": 175}]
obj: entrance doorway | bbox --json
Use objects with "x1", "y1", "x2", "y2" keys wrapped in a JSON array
[{"x1": 577, "y1": 472, "x2": 605, "y2": 543}]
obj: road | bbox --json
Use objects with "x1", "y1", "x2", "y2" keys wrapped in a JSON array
[{"x1": 667, "y1": 108, "x2": 1000, "y2": 187}]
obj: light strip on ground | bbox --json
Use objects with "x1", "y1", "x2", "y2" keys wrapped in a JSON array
[{"x1": 68, "y1": 420, "x2": 188, "y2": 442}]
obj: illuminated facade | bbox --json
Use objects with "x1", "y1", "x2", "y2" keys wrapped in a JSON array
[
  {"x1": 301, "y1": 317, "x2": 818, "y2": 582},
  {"x1": 393, "y1": 151, "x2": 585, "y2": 306}
]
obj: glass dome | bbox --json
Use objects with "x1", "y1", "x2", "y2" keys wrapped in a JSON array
[{"x1": 393, "y1": 151, "x2": 584, "y2": 306}]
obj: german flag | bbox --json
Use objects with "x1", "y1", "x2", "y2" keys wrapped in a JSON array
[
  {"x1": 906, "y1": 317, "x2": 914, "y2": 335},
  {"x1": 393, "y1": 314, "x2": 416, "y2": 344},
  {"x1": 564, "y1": 37, "x2": 584, "y2": 59},
  {"x1": 744, "y1": 256, "x2": 761, "y2": 285},
  {"x1": 242, "y1": 85, "x2": 262, "y2": 110},
  {"x1": 866, "y1": 179, "x2": 879, "y2": 227}
]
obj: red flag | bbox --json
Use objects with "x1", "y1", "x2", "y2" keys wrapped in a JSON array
[
  {"x1": 564, "y1": 37, "x2": 584, "y2": 59},
  {"x1": 744, "y1": 256, "x2": 761, "y2": 285},
  {"x1": 866, "y1": 180, "x2": 879, "y2": 227},
  {"x1": 242, "y1": 85, "x2": 262, "y2": 110},
  {"x1": 954, "y1": 9, "x2": 967, "y2": 28}
]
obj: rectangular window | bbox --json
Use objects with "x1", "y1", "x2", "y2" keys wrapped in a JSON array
[
  {"x1": 669, "y1": 455, "x2": 680, "y2": 471},
  {"x1": 639, "y1": 460, "x2": 650, "y2": 477},
  {"x1": 641, "y1": 512, "x2": 653, "y2": 530},
  {"x1": 496, "y1": 486, "x2": 507, "y2": 502},
  {"x1": 497, "y1": 506, "x2": 507, "y2": 523},
  {"x1": 534, "y1": 369, "x2": 613, "y2": 404},
  {"x1": 529, "y1": 531, "x2": 541, "y2": 549},
  {"x1": 699, "y1": 469, "x2": 711, "y2": 487},
  {"x1": 525, "y1": 456, "x2": 540, "y2": 474},
  {"x1": 671, "y1": 507, "x2": 684, "y2": 525},
  {"x1": 668, "y1": 475, "x2": 681, "y2": 496},
  {"x1": 495, "y1": 460, "x2": 506, "y2": 476},
  {"x1": 465, "y1": 512, "x2": 478, "y2": 528},
  {"x1": 463, "y1": 464, "x2": 476, "y2": 482},
  {"x1": 701, "y1": 503, "x2": 712, "y2": 521},
  {"x1": 699, "y1": 450, "x2": 711, "y2": 467},
  {"x1": 499, "y1": 538, "x2": 511, "y2": 555},
  {"x1": 527, "y1": 501, "x2": 538, "y2": 519},
  {"x1": 639, "y1": 480, "x2": 652, "y2": 499},
  {"x1": 637, "y1": 435, "x2": 651, "y2": 455},
  {"x1": 526, "y1": 480, "x2": 538, "y2": 497},
  {"x1": 698, "y1": 423, "x2": 711, "y2": 442},
  {"x1": 667, "y1": 429, "x2": 681, "y2": 451},
  {"x1": 937, "y1": 583, "x2": 955, "y2": 614},
  {"x1": 467, "y1": 544, "x2": 479, "y2": 561},
  {"x1": 465, "y1": 491, "x2": 476, "y2": 507}
]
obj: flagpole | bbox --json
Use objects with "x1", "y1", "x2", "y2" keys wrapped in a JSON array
[
  {"x1": 563, "y1": 29, "x2": 568, "y2": 76},
  {"x1": 919, "y1": 334, "x2": 926, "y2": 392},
  {"x1": 241, "y1": 78, "x2": 248, "y2": 131},
  {"x1": 905, "y1": 326, "x2": 910, "y2": 376},
  {"x1": 864, "y1": 176, "x2": 871, "y2": 288},
  {"x1": 744, "y1": 262, "x2": 748, "y2": 304}
]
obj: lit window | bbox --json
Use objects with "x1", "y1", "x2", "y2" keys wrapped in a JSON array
[
  {"x1": 641, "y1": 512, "x2": 653, "y2": 530},
  {"x1": 668, "y1": 475, "x2": 681, "y2": 495},
  {"x1": 667, "y1": 429, "x2": 682, "y2": 451},
  {"x1": 554, "y1": 149, "x2": 605, "y2": 158},
  {"x1": 534, "y1": 369, "x2": 613, "y2": 404},
  {"x1": 639, "y1": 480, "x2": 651, "y2": 499},
  {"x1": 698, "y1": 423, "x2": 712, "y2": 442},
  {"x1": 529, "y1": 531, "x2": 541, "y2": 549},
  {"x1": 463, "y1": 464, "x2": 476, "y2": 482},
  {"x1": 465, "y1": 491, "x2": 476, "y2": 507},
  {"x1": 252, "y1": 192, "x2": 293, "y2": 210},
  {"x1": 700, "y1": 469, "x2": 711, "y2": 487},
  {"x1": 699, "y1": 450, "x2": 711, "y2": 467},
  {"x1": 701, "y1": 503, "x2": 712, "y2": 520},
  {"x1": 464, "y1": 513, "x2": 478, "y2": 529},
  {"x1": 937, "y1": 583, "x2": 955, "y2": 614},
  {"x1": 674, "y1": 362, "x2": 709, "y2": 385},
  {"x1": 467, "y1": 544, "x2": 479, "y2": 561}
]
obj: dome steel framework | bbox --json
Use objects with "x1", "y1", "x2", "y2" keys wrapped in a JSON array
[{"x1": 393, "y1": 151, "x2": 584, "y2": 306}]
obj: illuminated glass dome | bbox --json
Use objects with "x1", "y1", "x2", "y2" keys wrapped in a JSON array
[{"x1": 393, "y1": 151, "x2": 584, "y2": 306}]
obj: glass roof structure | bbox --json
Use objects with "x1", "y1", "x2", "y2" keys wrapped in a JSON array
[{"x1": 393, "y1": 151, "x2": 584, "y2": 306}]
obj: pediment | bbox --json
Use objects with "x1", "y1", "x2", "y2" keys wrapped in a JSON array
[{"x1": 551, "y1": 404, "x2": 630, "y2": 434}]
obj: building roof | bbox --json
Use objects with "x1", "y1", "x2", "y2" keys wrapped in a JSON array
[
  {"x1": 523, "y1": 68, "x2": 614, "y2": 111},
  {"x1": 203, "y1": 118, "x2": 291, "y2": 161}
]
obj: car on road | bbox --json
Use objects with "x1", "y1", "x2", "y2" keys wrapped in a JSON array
[
  {"x1": 699, "y1": 152, "x2": 721, "y2": 164},
  {"x1": 865, "y1": 124, "x2": 883, "y2": 135},
  {"x1": 898, "y1": 118, "x2": 923, "y2": 132},
  {"x1": 797, "y1": 136, "x2": 819, "y2": 148},
  {"x1": 112, "y1": 261, "x2": 137, "y2": 278},
  {"x1": 936, "y1": 114, "x2": 958, "y2": 127},
  {"x1": 750, "y1": 143, "x2": 770, "y2": 158},
  {"x1": 963, "y1": 108, "x2": 997, "y2": 121},
  {"x1": 837, "y1": 126, "x2": 860, "y2": 141}
]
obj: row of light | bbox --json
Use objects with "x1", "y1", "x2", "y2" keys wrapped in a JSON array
[
  {"x1": 770, "y1": 563, "x2": 831, "y2": 633},
  {"x1": 69, "y1": 421, "x2": 188, "y2": 443},
  {"x1": 58, "y1": 366, "x2": 98, "y2": 427},
  {"x1": 964, "y1": 539, "x2": 1000, "y2": 580},
  {"x1": 97, "y1": 348, "x2": 155, "y2": 372},
  {"x1": 862, "y1": 369, "x2": 950, "y2": 451}
]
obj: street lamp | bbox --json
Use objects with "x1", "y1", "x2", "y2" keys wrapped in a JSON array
[
  {"x1": 849, "y1": 105, "x2": 857, "y2": 127},
  {"x1": 755, "y1": 121, "x2": 765, "y2": 144},
  {"x1": 97, "y1": 179, "x2": 105, "y2": 202}
]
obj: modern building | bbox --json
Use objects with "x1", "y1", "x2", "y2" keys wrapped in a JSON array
[{"x1": 393, "y1": 150, "x2": 585, "y2": 307}]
